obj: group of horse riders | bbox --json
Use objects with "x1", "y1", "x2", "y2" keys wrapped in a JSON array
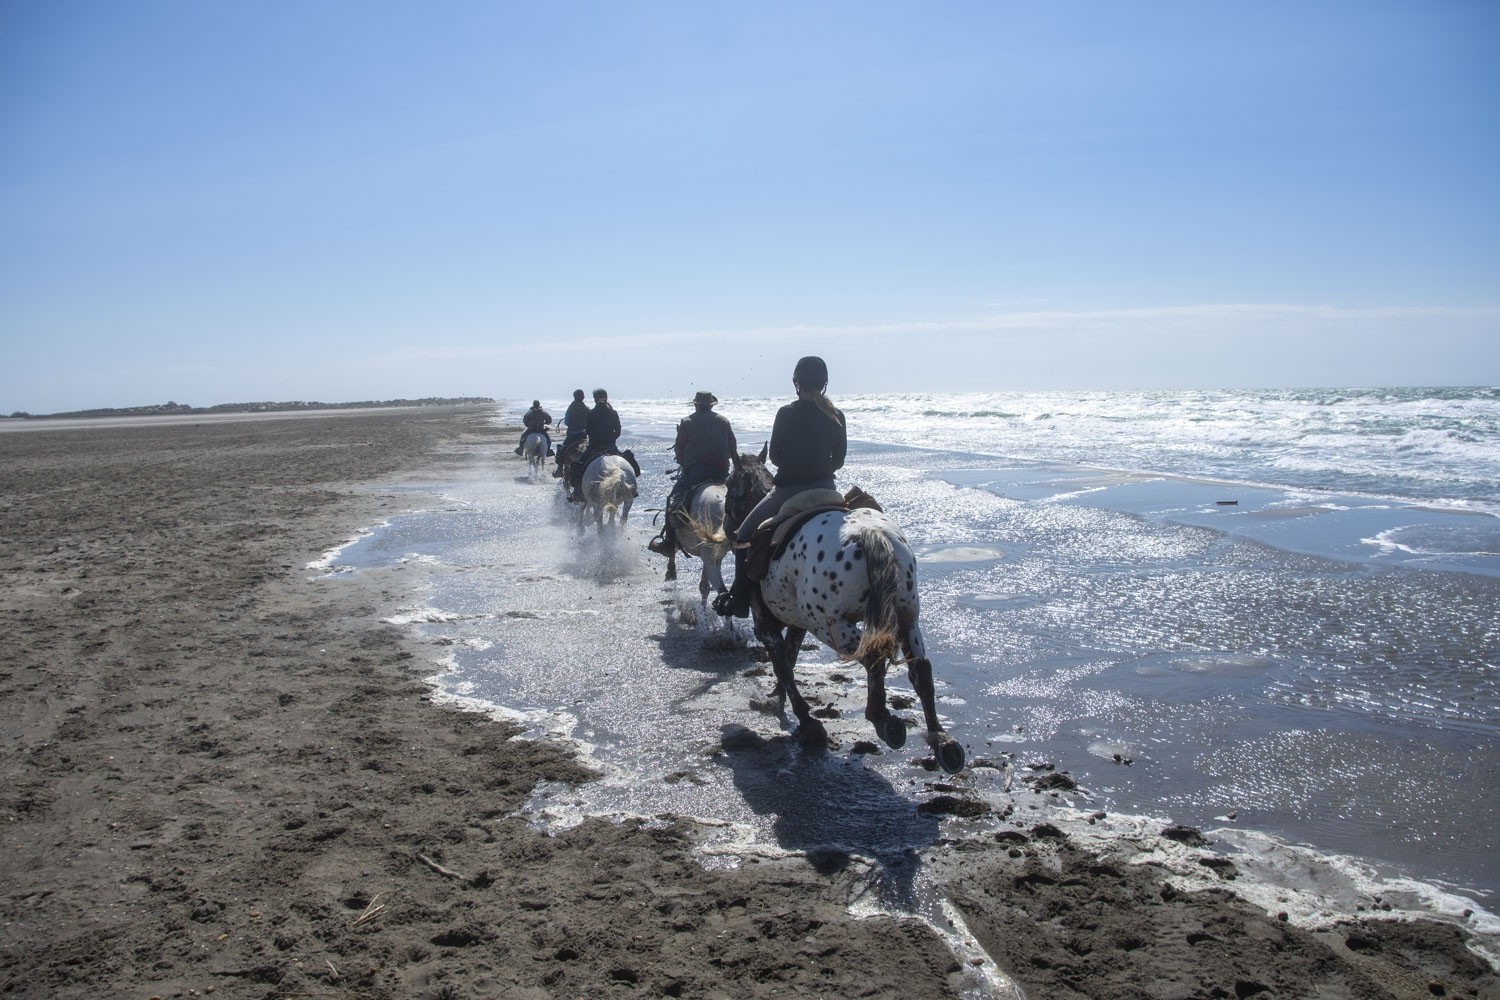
[
  {"x1": 515, "y1": 359, "x2": 965, "y2": 774},
  {"x1": 517, "y1": 357, "x2": 843, "y2": 617},
  {"x1": 518, "y1": 356, "x2": 844, "y2": 619},
  {"x1": 518, "y1": 388, "x2": 643, "y2": 502}
]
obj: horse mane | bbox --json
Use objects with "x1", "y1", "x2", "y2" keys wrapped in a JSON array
[
  {"x1": 724, "y1": 448, "x2": 774, "y2": 531},
  {"x1": 734, "y1": 449, "x2": 769, "y2": 475}
]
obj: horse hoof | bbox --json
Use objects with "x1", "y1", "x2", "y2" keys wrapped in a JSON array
[
  {"x1": 877, "y1": 714, "x2": 907, "y2": 750},
  {"x1": 798, "y1": 718, "x2": 828, "y2": 749},
  {"x1": 938, "y1": 739, "x2": 966, "y2": 774}
]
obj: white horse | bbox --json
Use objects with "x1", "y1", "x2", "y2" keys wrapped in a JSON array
[
  {"x1": 520, "y1": 431, "x2": 548, "y2": 481},
  {"x1": 725, "y1": 456, "x2": 965, "y2": 774},
  {"x1": 659, "y1": 482, "x2": 732, "y2": 603},
  {"x1": 577, "y1": 454, "x2": 637, "y2": 533}
]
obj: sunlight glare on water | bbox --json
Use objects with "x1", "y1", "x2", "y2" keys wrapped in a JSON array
[{"x1": 334, "y1": 397, "x2": 1498, "y2": 928}]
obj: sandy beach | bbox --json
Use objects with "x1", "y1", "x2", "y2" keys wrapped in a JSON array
[{"x1": 1, "y1": 405, "x2": 1495, "y2": 1000}]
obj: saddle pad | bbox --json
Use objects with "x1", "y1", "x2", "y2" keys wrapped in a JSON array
[
  {"x1": 758, "y1": 488, "x2": 845, "y2": 531},
  {"x1": 745, "y1": 486, "x2": 886, "y2": 583},
  {"x1": 768, "y1": 504, "x2": 846, "y2": 550},
  {"x1": 746, "y1": 505, "x2": 843, "y2": 582}
]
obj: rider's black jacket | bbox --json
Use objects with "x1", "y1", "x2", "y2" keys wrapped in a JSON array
[
  {"x1": 675, "y1": 408, "x2": 736, "y2": 479},
  {"x1": 563, "y1": 399, "x2": 590, "y2": 439},
  {"x1": 586, "y1": 401, "x2": 621, "y2": 453},
  {"x1": 769, "y1": 398, "x2": 845, "y2": 488}
]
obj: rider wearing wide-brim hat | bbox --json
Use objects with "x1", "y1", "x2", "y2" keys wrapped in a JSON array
[
  {"x1": 649, "y1": 390, "x2": 738, "y2": 555},
  {"x1": 714, "y1": 356, "x2": 845, "y2": 617}
]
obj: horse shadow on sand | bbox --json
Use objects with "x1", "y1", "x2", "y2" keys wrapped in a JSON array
[{"x1": 712, "y1": 722, "x2": 942, "y2": 912}]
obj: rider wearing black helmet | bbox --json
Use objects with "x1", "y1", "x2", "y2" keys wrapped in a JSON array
[{"x1": 713, "y1": 356, "x2": 845, "y2": 617}]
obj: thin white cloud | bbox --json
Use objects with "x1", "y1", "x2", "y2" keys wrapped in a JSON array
[
  {"x1": 361, "y1": 302, "x2": 1500, "y2": 371},
  {"x1": 511, "y1": 303, "x2": 1500, "y2": 353}
]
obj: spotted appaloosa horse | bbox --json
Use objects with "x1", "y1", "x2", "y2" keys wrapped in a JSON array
[
  {"x1": 577, "y1": 454, "x2": 637, "y2": 533},
  {"x1": 725, "y1": 452, "x2": 964, "y2": 773},
  {"x1": 521, "y1": 431, "x2": 548, "y2": 481},
  {"x1": 660, "y1": 482, "x2": 733, "y2": 603}
]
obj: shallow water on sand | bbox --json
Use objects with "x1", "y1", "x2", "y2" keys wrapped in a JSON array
[{"x1": 322, "y1": 420, "x2": 1500, "y2": 959}]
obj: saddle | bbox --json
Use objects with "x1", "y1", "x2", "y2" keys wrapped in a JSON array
[
  {"x1": 568, "y1": 446, "x2": 641, "y2": 489},
  {"x1": 744, "y1": 486, "x2": 883, "y2": 583},
  {"x1": 666, "y1": 479, "x2": 723, "y2": 528}
]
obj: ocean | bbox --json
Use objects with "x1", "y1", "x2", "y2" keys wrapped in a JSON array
[{"x1": 322, "y1": 386, "x2": 1499, "y2": 968}]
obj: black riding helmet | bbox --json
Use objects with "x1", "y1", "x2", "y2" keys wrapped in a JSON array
[{"x1": 793, "y1": 355, "x2": 828, "y2": 389}]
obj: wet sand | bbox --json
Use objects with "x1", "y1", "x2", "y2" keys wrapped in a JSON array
[{"x1": 1, "y1": 406, "x2": 1495, "y2": 999}]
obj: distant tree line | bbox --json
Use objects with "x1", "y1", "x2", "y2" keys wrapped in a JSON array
[{"x1": 4, "y1": 397, "x2": 495, "y2": 420}]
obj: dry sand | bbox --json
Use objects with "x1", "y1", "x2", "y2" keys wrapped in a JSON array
[{"x1": 1, "y1": 405, "x2": 1495, "y2": 1000}]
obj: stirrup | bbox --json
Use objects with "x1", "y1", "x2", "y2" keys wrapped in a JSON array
[
  {"x1": 712, "y1": 589, "x2": 751, "y2": 619},
  {"x1": 647, "y1": 535, "x2": 671, "y2": 555}
]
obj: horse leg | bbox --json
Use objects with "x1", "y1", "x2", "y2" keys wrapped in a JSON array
[
  {"x1": 858, "y1": 653, "x2": 908, "y2": 751},
  {"x1": 697, "y1": 562, "x2": 711, "y2": 604},
  {"x1": 704, "y1": 550, "x2": 726, "y2": 599},
  {"x1": 757, "y1": 621, "x2": 825, "y2": 749},
  {"x1": 664, "y1": 546, "x2": 678, "y2": 582},
  {"x1": 824, "y1": 617, "x2": 906, "y2": 752},
  {"x1": 904, "y1": 627, "x2": 965, "y2": 773}
]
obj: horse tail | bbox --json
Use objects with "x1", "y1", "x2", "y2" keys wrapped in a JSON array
[
  {"x1": 684, "y1": 511, "x2": 728, "y2": 546},
  {"x1": 852, "y1": 523, "x2": 908, "y2": 665},
  {"x1": 598, "y1": 468, "x2": 625, "y2": 513},
  {"x1": 691, "y1": 517, "x2": 731, "y2": 564}
]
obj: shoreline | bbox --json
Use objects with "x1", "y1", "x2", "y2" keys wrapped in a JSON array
[{"x1": 2, "y1": 406, "x2": 1495, "y2": 999}]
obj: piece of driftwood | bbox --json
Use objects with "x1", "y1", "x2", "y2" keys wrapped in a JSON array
[{"x1": 417, "y1": 853, "x2": 466, "y2": 880}]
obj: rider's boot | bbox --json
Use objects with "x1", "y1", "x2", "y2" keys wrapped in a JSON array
[
  {"x1": 712, "y1": 548, "x2": 753, "y2": 618},
  {"x1": 647, "y1": 533, "x2": 671, "y2": 555},
  {"x1": 622, "y1": 449, "x2": 642, "y2": 476}
]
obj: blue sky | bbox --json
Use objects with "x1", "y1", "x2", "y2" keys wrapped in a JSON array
[{"x1": 2, "y1": 1, "x2": 1497, "y2": 413}]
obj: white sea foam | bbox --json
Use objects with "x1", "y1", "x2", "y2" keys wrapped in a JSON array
[
  {"x1": 614, "y1": 386, "x2": 1500, "y2": 511},
  {"x1": 305, "y1": 519, "x2": 388, "y2": 576}
]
